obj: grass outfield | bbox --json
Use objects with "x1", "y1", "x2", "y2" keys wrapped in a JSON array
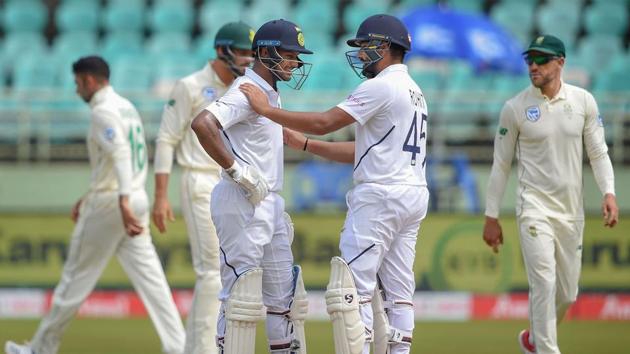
[{"x1": 1, "y1": 319, "x2": 629, "y2": 353}]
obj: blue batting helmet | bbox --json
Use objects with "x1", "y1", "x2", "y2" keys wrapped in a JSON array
[{"x1": 346, "y1": 14, "x2": 411, "y2": 51}]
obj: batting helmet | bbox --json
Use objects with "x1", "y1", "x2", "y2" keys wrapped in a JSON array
[
  {"x1": 346, "y1": 14, "x2": 411, "y2": 51},
  {"x1": 252, "y1": 19, "x2": 313, "y2": 54}
]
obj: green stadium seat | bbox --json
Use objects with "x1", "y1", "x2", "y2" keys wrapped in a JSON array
[
  {"x1": 584, "y1": 3, "x2": 629, "y2": 36},
  {"x1": 101, "y1": 32, "x2": 145, "y2": 63},
  {"x1": 243, "y1": 1, "x2": 292, "y2": 29},
  {"x1": 146, "y1": 33, "x2": 192, "y2": 59},
  {"x1": 153, "y1": 57, "x2": 204, "y2": 96},
  {"x1": 490, "y1": 2, "x2": 535, "y2": 45},
  {"x1": 1, "y1": 32, "x2": 48, "y2": 72},
  {"x1": 198, "y1": 1, "x2": 243, "y2": 34},
  {"x1": 343, "y1": 4, "x2": 390, "y2": 34},
  {"x1": 56, "y1": 1, "x2": 100, "y2": 32},
  {"x1": 293, "y1": 1, "x2": 337, "y2": 36},
  {"x1": 576, "y1": 35, "x2": 623, "y2": 75},
  {"x1": 52, "y1": 31, "x2": 99, "y2": 60},
  {"x1": 194, "y1": 32, "x2": 219, "y2": 62},
  {"x1": 110, "y1": 57, "x2": 154, "y2": 94},
  {"x1": 445, "y1": 0, "x2": 485, "y2": 13},
  {"x1": 1, "y1": 0, "x2": 47, "y2": 33},
  {"x1": 148, "y1": 1, "x2": 194, "y2": 33},
  {"x1": 102, "y1": 2, "x2": 145, "y2": 33},
  {"x1": 12, "y1": 56, "x2": 58, "y2": 92},
  {"x1": 536, "y1": 2, "x2": 581, "y2": 51},
  {"x1": 301, "y1": 56, "x2": 351, "y2": 92}
]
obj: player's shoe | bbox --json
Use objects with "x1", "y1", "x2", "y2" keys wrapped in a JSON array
[
  {"x1": 518, "y1": 329, "x2": 536, "y2": 354},
  {"x1": 4, "y1": 341, "x2": 33, "y2": 354}
]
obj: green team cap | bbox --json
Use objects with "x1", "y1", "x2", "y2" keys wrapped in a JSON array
[
  {"x1": 523, "y1": 35, "x2": 566, "y2": 57},
  {"x1": 214, "y1": 21, "x2": 255, "y2": 50}
]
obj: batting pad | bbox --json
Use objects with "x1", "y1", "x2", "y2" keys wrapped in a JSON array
[
  {"x1": 223, "y1": 268, "x2": 265, "y2": 354},
  {"x1": 325, "y1": 256, "x2": 366, "y2": 354},
  {"x1": 289, "y1": 265, "x2": 308, "y2": 354},
  {"x1": 371, "y1": 286, "x2": 390, "y2": 354}
]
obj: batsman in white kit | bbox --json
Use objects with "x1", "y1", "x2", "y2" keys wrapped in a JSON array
[
  {"x1": 483, "y1": 35, "x2": 619, "y2": 354},
  {"x1": 5, "y1": 56, "x2": 185, "y2": 354},
  {"x1": 152, "y1": 21, "x2": 254, "y2": 354},
  {"x1": 240, "y1": 14, "x2": 429, "y2": 354},
  {"x1": 190, "y1": 19, "x2": 312, "y2": 354}
]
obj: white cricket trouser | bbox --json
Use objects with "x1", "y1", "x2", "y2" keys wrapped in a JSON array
[
  {"x1": 518, "y1": 215, "x2": 584, "y2": 354},
  {"x1": 210, "y1": 180, "x2": 294, "y2": 348},
  {"x1": 340, "y1": 183, "x2": 429, "y2": 354},
  {"x1": 180, "y1": 169, "x2": 222, "y2": 354},
  {"x1": 30, "y1": 189, "x2": 185, "y2": 354}
]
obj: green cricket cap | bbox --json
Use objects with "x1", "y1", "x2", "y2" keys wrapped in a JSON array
[
  {"x1": 214, "y1": 21, "x2": 255, "y2": 50},
  {"x1": 523, "y1": 35, "x2": 566, "y2": 57}
]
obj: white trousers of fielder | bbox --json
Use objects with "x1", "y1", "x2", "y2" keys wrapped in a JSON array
[
  {"x1": 181, "y1": 169, "x2": 222, "y2": 354},
  {"x1": 210, "y1": 180, "x2": 295, "y2": 352},
  {"x1": 340, "y1": 183, "x2": 429, "y2": 354},
  {"x1": 29, "y1": 189, "x2": 185, "y2": 354},
  {"x1": 518, "y1": 215, "x2": 583, "y2": 354}
]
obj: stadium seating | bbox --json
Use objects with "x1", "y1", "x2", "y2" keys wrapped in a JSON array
[
  {"x1": 102, "y1": 2, "x2": 145, "y2": 33},
  {"x1": 148, "y1": 0, "x2": 194, "y2": 34},
  {"x1": 1, "y1": 0, "x2": 47, "y2": 33},
  {"x1": 584, "y1": 2, "x2": 629, "y2": 36},
  {"x1": 490, "y1": 2, "x2": 535, "y2": 45},
  {"x1": 198, "y1": 1, "x2": 244, "y2": 34},
  {"x1": 55, "y1": 1, "x2": 100, "y2": 33}
]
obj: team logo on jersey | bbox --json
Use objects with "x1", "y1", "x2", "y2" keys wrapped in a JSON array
[
  {"x1": 202, "y1": 87, "x2": 217, "y2": 101},
  {"x1": 528, "y1": 225, "x2": 537, "y2": 237},
  {"x1": 167, "y1": 99, "x2": 176, "y2": 106},
  {"x1": 499, "y1": 127, "x2": 508, "y2": 136},
  {"x1": 104, "y1": 127, "x2": 115, "y2": 142},
  {"x1": 525, "y1": 106, "x2": 540, "y2": 122},
  {"x1": 597, "y1": 114, "x2": 604, "y2": 127}
]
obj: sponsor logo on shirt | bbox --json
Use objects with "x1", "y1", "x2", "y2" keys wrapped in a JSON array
[
  {"x1": 528, "y1": 225, "x2": 537, "y2": 237},
  {"x1": 202, "y1": 87, "x2": 217, "y2": 101},
  {"x1": 597, "y1": 114, "x2": 604, "y2": 127},
  {"x1": 104, "y1": 127, "x2": 115, "y2": 142},
  {"x1": 347, "y1": 94, "x2": 364, "y2": 107},
  {"x1": 167, "y1": 99, "x2": 176, "y2": 106},
  {"x1": 525, "y1": 106, "x2": 540, "y2": 122}
]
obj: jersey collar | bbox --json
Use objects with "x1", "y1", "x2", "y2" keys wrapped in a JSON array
[
  {"x1": 530, "y1": 80, "x2": 567, "y2": 102},
  {"x1": 89, "y1": 85, "x2": 114, "y2": 108},
  {"x1": 375, "y1": 63, "x2": 408, "y2": 78},
  {"x1": 244, "y1": 68, "x2": 278, "y2": 102}
]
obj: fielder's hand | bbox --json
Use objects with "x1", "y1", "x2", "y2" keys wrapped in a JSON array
[
  {"x1": 239, "y1": 83, "x2": 271, "y2": 116},
  {"x1": 71, "y1": 198, "x2": 83, "y2": 223},
  {"x1": 225, "y1": 161, "x2": 269, "y2": 205},
  {"x1": 119, "y1": 196, "x2": 143, "y2": 236},
  {"x1": 283, "y1": 127, "x2": 307, "y2": 151},
  {"x1": 602, "y1": 193, "x2": 619, "y2": 228},
  {"x1": 152, "y1": 196, "x2": 175, "y2": 233},
  {"x1": 482, "y1": 216, "x2": 503, "y2": 254}
]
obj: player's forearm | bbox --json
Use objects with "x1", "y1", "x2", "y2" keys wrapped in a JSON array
[
  {"x1": 590, "y1": 153, "x2": 615, "y2": 196},
  {"x1": 154, "y1": 141, "x2": 175, "y2": 174},
  {"x1": 263, "y1": 106, "x2": 337, "y2": 135},
  {"x1": 191, "y1": 111, "x2": 234, "y2": 169},
  {"x1": 484, "y1": 161, "x2": 510, "y2": 218},
  {"x1": 154, "y1": 173, "x2": 170, "y2": 200},
  {"x1": 305, "y1": 139, "x2": 354, "y2": 164}
]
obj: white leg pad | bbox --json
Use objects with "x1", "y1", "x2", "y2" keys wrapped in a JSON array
[
  {"x1": 371, "y1": 286, "x2": 390, "y2": 354},
  {"x1": 289, "y1": 265, "x2": 308, "y2": 354},
  {"x1": 325, "y1": 257, "x2": 366, "y2": 354},
  {"x1": 222, "y1": 268, "x2": 265, "y2": 354}
]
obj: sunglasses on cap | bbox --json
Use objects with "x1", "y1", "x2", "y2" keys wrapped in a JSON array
[{"x1": 524, "y1": 55, "x2": 559, "y2": 65}]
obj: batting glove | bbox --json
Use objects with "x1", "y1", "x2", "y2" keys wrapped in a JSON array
[{"x1": 225, "y1": 161, "x2": 269, "y2": 205}]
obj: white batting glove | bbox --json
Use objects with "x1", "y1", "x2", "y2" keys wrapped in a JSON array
[{"x1": 225, "y1": 161, "x2": 269, "y2": 205}]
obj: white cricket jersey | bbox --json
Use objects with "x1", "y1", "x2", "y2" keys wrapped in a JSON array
[
  {"x1": 337, "y1": 64, "x2": 428, "y2": 186},
  {"x1": 87, "y1": 85, "x2": 147, "y2": 193},
  {"x1": 205, "y1": 68, "x2": 283, "y2": 192},
  {"x1": 155, "y1": 63, "x2": 227, "y2": 173},
  {"x1": 485, "y1": 82, "x2": 615, "y2": 220}
]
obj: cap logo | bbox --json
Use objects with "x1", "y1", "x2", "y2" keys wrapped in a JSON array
[
  {"x1": 535, "y1": 36, "x2": 544, "y2": 45},
  {"x1": 297, "y1": 32, "x2": 305, "y2": 47},
  {"x1": 407, "y1": 33, "x2": 412, "y2": 44},
  {"x1": 249, "y1": 29, "x2": 255, "y2": 43}
]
